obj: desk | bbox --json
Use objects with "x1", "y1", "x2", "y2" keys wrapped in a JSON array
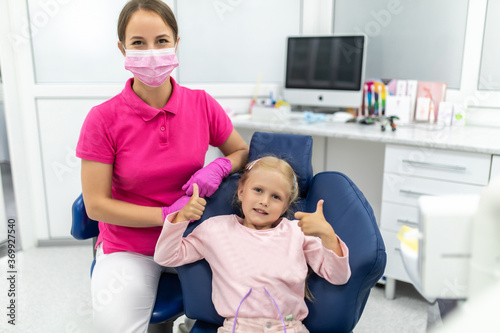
[
  {"x1": 231, "y1": 114, "x2": 500, "y2": 155},
  {"x1": 230, "y1": 114, "x2": 500, "y2": 299}
]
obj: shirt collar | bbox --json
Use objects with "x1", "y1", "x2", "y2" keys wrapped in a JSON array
[{"x1": 122, "y1": 77, "x2": 181, "y2": 121}]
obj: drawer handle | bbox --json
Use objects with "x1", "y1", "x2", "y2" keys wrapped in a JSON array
[
  {"x1": 399, "y1": 189, "x2": 432, "y2": 197},
  {"x1": 401, "y1": 160, "x2": 467, "y2": 172},
  {"x1": 397, "y1": 219, "x2": 419, "y2": 227}
]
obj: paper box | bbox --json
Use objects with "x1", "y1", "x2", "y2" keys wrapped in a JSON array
[
  {"x1": 386, "y1": 95, "x2": 411, "y2": 124},
  {"x1": 251, "y1": 106, "x2": 290, "y2": 122}
]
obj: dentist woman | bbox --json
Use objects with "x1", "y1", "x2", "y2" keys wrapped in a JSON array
[{"x1": 76, "y1": 0, "x2": 249, "y2": 331}]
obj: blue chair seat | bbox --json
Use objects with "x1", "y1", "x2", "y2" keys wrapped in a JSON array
[
  {"x1": 151, "y1": 273, "x2": 184, "y2": 324},
  {"x1": 71, "y1": 194, "x2": 184, "y2": 324}
]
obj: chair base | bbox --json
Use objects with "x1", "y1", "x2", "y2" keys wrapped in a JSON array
[
  {"x1": 148, "y1": 319, "x2": 174, "y2": 333},
  {"x1": 190, "y1": 320, "x2": 219, "y2": 333}
]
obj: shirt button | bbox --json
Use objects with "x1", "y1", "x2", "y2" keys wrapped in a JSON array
[
  {"x1": 266, "y1": 322, "x2": 271, "y2": 328},
  {"x1": 160, "y1": 126, "x2": 165, "y2": 131}
]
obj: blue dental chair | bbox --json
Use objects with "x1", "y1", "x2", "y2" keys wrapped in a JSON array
[
  {"x1": 176, "y1": 132, "x2": 387, "y2": 333},
  {"x1": 71, "y1": 198, "x2": 184, "y2": 330}
]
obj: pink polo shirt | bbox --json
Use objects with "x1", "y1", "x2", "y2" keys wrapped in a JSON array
[{"x1": 76, "y1": 77, "x2": 233, "y2": 256}]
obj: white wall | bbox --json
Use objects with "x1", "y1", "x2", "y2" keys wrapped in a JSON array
[
  {"x1": 0, "y1": 0, "x2": 127, "y2": 247},
  {"x1": 1, "y1": 0, "x2": 40, "y2": 248},
  {"x1": 448, "y1": 0, "x2": 500, "y2": 107},
  {"x1": 0, "y1": 82, "x2": 6, "y2": 244},
  {"x1": 0, "y1": 0, "x2": 498, "y2": 248},
  {"x1": 0, "y1": 83, "x2": 9, "y2": 162}
]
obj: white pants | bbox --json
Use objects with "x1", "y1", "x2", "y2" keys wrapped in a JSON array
[{"x1": 91, "y1": 244, "x2": 176, "y2": 333}]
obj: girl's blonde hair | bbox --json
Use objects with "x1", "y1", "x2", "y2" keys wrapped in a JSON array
[
  {"x1": 235, "y1": 156, "x2": 299, "y2": 219},
  {"x1": 117, "y1": 0, "x2": 178, "y2": 46}
]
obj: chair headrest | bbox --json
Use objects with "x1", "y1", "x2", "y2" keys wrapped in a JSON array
[{"x1": 248, "y1": 132, "x2": 313, "y2": 197}]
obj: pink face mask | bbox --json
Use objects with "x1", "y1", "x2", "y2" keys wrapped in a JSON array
[{"x1": 124, "y1": 47, "x2": 179, "y2": 87}]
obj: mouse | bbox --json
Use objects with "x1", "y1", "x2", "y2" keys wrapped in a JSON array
[{"x1": 359, "y1": 117, "x2": 375, "y2": 125}]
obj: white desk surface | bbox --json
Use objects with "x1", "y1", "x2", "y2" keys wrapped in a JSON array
[{"x1": 231, "y1": 114, "x2": 500, "y2": 155}]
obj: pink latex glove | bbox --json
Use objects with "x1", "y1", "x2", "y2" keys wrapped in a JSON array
[
  {"x1": 182, "y1": 157, "x2": 232, "y2": 198},
  {"x1": 161, "y1": 195, "x2": 191, "y2": 222}
]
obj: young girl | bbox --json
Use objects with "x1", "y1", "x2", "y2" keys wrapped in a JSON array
[{"x1": 154, "y1": 157, "x2": 351, "y2": 333}]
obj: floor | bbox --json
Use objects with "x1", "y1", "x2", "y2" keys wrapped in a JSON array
[{"x1": 355, "y1": 282, "x2": 430, "y2": 333}]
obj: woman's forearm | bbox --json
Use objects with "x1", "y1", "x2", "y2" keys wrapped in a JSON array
[
  {"x1": 84, "y1": 196, "x2": 164, "y2": 227},
  {"x1": 219, "y1": 129, "x2": 249, "y2": 173},
  {"x1": 82, "y1": 159, "x2": 164, "y2": 228},
  {"x1": 225, "y1": 147, "x2": 249, "y2": 173}
]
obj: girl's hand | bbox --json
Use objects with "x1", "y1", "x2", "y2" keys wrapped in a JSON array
[
  {"x1": 173, "y1": 184, "x2": 207, "y2": 223},
  {"x1": 295, "y1": 200, "x2": 342, "y2": 256}
]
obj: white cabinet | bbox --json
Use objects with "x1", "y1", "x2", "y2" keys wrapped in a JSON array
[
  {"x1": 325, "y1": 137, "x2": 385, "y2": 224},
  {"x1": 384, "y1": 144, "x2": 491, "y2": 185},
  {"x1": 491, "y1": 155, "x2": 500, "y2": 180},
  {"x1": 380, "y1": 144, "x2": 491, "y2": 299},
  {"x1": 382, "y1": 174, "x2": 486, "y2": 206}
]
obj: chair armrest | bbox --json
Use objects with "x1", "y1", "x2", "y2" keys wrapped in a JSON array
[{"x1": 71, "y1": 193, "x2": 99, "y2": 240}]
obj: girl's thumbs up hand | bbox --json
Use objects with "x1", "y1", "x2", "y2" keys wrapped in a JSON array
[
  {"x1": 295, "y1": 200, "x2": 330, "y2": 237},
  {"x1": 295, "y1": 200, "x2": 342, "y2": 255},
  {"x1": 173, "y1": 184, "x2": 207, "y2": 223}
]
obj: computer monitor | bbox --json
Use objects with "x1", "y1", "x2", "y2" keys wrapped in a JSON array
[{"x1": 283, "y1": 34, "x2": 366, "y2": 110}]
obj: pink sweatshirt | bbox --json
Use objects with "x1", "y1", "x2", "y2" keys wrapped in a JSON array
[{"x1": 154, "y1": 214, "x2": 351, "y2": 321}]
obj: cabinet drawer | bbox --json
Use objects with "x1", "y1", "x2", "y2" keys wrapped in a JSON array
[
  {"x1": 381, "y1": 230, "x2": 411, "y2": 283},
  {"x1": 380, "y1": 202, "x2": 419, "y2": 232},
  {"x1": 382, "y1": 173, "x2": 484, "y2": 207},
  {"x1": 385, "y1": 144, "x2": 491, "y2": 185}
]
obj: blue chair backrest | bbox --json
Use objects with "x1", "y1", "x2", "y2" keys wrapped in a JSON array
[
  {"x1": 177, "y1": 131, "x2": 386, "y2": 333},
  {"x1": 248, "y1": 132, "x2": 313, "y2": 197}
]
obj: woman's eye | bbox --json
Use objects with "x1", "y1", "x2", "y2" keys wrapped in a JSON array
[
  {"x1": 158, "y1": 38, "x2": 169, "y2": 44},
  {"x1": 131, "y1": 40, "x2": 142, "y2": 45}
]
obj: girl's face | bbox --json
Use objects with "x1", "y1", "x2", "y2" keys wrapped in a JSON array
[
  {"x1": 238, "y1": 168, "x2": 291, "y2": 230},
  {"x1": 121, "y1": 9, "x2": 178, "y2": 51}
]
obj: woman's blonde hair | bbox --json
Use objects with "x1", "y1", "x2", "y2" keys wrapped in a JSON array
[
  {"x1": 117, "y1": 0, "x2": 178, "y2": 45},
  {"x1": 235, "y1": 156, "x2": 299, "y2": 219}
]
